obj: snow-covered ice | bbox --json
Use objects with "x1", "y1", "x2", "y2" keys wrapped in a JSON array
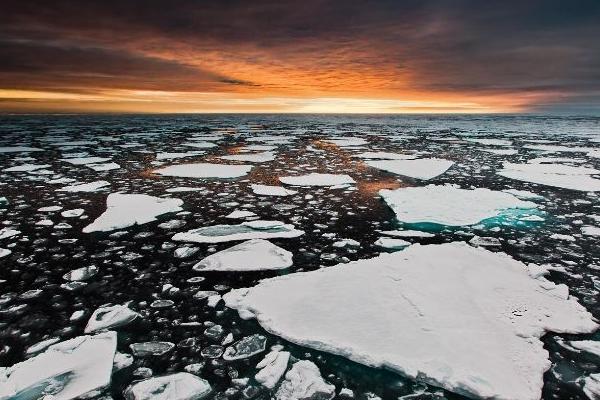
[
  {"x1": 85, "y1": 304, "x2": 140, "y2": 333},
  {"x1": 251, "y1": 184, "x2": 297, "y2": 196},
  {"x1": 365, "y1": 158, "x2": 454, "y2": 180},
  {"x1": 173, "y1": 220, "x2": 304, "y2": 243},
  {"x1": 224, "y1": 242, "x2": 597, "y2": 400},
  {"x1": 274, "y1": 360, "x2": 335, "y2": 400},
  {"x1": 279, "y1": 173, "x2": 355, "y2": 186},
  {"x1": 498, "y1": 162, "x2": 600, "y2": 191},
  {"x1": 154, "y1": 163, "x2": 252, "y2": 179},
  {"x1": 123, "y1": 373, "x2": 211, "y2": 400},
  {"x1": 193, "y1": 239, "x2": 293, "y2": 271}
]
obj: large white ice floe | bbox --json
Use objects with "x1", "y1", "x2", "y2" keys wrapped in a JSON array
[
  {"x1": 251, "y1": 184, "x2": 297, "y2": 196},
  {"x1": 192, "y1": 239, "x2": 293, "y2": 271},
  {"x1": 274, "y1": 360, "x2": 335, "y2": 400},
  {"x1": 379, "y1": 185, "x2": 538, "y2": 226},
  {"x1": 0, "y1": 331, "x2": 117, "y2": 400},
  {"x1": 497, "y1": 162, "x2": 600, "y2": 191},
  {"x1": 173, "y1": 220, "x2": 304, "y2": 244},
  {"x1": 85, "y1": 304, "x2": 140, "y2": 333},
  {"x1": 83, "y1": 193, "x2": 183, "y2": 233},
  {"x1": 123, "y1": 373, "x2": 211, "y2": 400},
  {"x1": 365, "y1": 158, "x2": 454, "y2": 180},
  {"x1": 224, "y1": 242, "x2": 598, "y2": 400},
  {"x1": 154, "y1": 163, "x2": 252, "y2": 179},
  {"x1": 279, "y1": 173, "x2": 355, "y2": 186}
]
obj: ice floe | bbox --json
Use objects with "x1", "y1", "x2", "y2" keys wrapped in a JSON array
[
  {"x1": 224, "y1": 242, "x2": 597, "y2": 400},
  {"x1": 154, "y1": 163, "x2": 252, "y2": 179},
  {"x1": 255, "y1": 349, "x2": 290, "y2": 389},
  {"x1": 251, "y1": 184, "x2": 297, "y2": 196},
  {"x1": 193, "y1": 239, "x2": 293, "y2": 271},
  {"x1": 58, "y1": 180, "x2": 110, "y2": 193},
  {"x1": 0, "y1": 146, "x2": 43, "y2": 153},
  {"x1": 279, "y1": 173, "x2": 355, "y2": 186},
  {"x1": 0, "y1": 332, "x2": 117, "y2": 400},
  {"x1": 85, "y1": 304, "x2": 140, "y2": 333},
  {"x1": 221, "y1": 151, "x2": 276, "y2": 163},
  {"x1": 123, "y1": 373, "x2": 211, "y2": 400},
  {"x1": 380, "y1": 185, "x2": 538, "y2": 226},
  {"x1": 274, "y1": 360, "x2": 335, "y2": 400},
  {"x1": 498, "y1": 162, "x2": 600, "y2": 191},
  {"x1": 173, "y1": 220, "x2": 304, "y2": 243},
  {"x1": 83, "y1": 193, "x2": 183, "y2": 233},
  {"x1": 365, "y1": 158, "x2": 454, "y2": 180}
]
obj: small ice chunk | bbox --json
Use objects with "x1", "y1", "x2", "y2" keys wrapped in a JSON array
[
  {"x1": 85, "y1": 304, "x2": 139, "y2": 333},
  {"x1": 221, "y1": 151, "x2": 276, "y2": 163},
  {"x1": 130, "y1": 342, "x2": 175, "y2": 357},
  {"x1": 61, "y1": 208, "x2": 85, "y2": 218},
  {"x1": 4, "y1": 164, "x2": 51, "y2": 172},
  {"x1": 251, "y1": 184, "x2": 297, "y2": 196},
  {"x1": 63, "y1": 265, "x2": 98, "y2": 281},
  {"x1": 380, "y1": 230, "x2": 435, "y2": 238},
  {"x1": 61, "y1": 157, "x2": 111, "y2": 165},
  {"x1": 193, "y1": 239, "x2": 292, "y2": 271},
  {"x1": 0, "y1": 146, "x2": 43, "y2": 153},
  {"x1": 274, "y1": 360, "x2": 335, "y2": 400},
  {"x1": 223, "y1": 334, "x2": 267, "y2": 360},
  {"x1": 374, "y1": 237, "x2": 411, "y2": 250},
  {"x1": 280, "y1": 173, "x2": 355, "y2": 186},
  {"x1": 584, "y1": 373, "x2": 600, "y2": 400},
  {"x1": 225, "y1": 210, "x2": 257, "y2": 219},
  {"x1": 154, "y1": 163, "x2": 252, "y2": 179},
  {"x1": 83, "y1": 193, "x2": 183, "y2": 233},
  {"x1": 58, "y1": 180, "x2": 110, "y2": 193},
  {"x1": 355, "y1": 151, "x2": 417, "y2": 160},
  {"x1": 123, "y1": 373, "x2": 211, "y2": 400},
  {"x1": 255, "y1": 350, "x2": 291, "y2": 389}
]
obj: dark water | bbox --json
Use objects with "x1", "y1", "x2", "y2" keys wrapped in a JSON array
[{"x1": 0, "y1": 114, "x2": 599, "y2": 400}]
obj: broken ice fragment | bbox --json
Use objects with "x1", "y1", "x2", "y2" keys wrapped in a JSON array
[
  {"x1": 193, "y1": 239, "x2": 293, "y2": 271},
  {"x1": 83, "y1": 193, "x2": 183, "y2": 233},
  {"x1": 279, "y1": 173, "x2": 355, "y2": 186},
  {"x1": 223, "y1": 334, "x2": 267, "y2": 360},
  {"x1": 154, "y1": 163, "x2": 252, "y2": 179},
  {"x1": 173, "y1": 220, "x2": 303, "y2": 243},
  {"x1": 123, "y1": 373, "x2": 211, "y2": 400},
  {"x1": 130, "y1": 342, "x2": 175, "y2": 357},
  {"x1": 274, "y1": 360, "x2": 335, "y2": 400},
  {"x1": 365, "y1": 158, "x2": 454, "y2": 180},
  {"x1": 251, "y1": 184, "x2": 297, "y2": 196},
  {"x1": 85, "y1": 304, "x2": 139, "y2": 333},
  {"x1": 255, "y1": 350, "x2": 290, "y2": 389}
]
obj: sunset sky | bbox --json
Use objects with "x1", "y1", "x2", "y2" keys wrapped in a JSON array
[{"x1": 1, "y1": 0, "x2": 599, "y2": 114}]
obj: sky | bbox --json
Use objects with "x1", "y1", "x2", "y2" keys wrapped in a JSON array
[{"x1": 1, "y1": 0, "x2": 599, "y2": 114}]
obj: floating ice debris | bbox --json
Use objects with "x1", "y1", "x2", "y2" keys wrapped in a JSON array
[
  {"x1": 324, "y1": 137, "x2": 368, "y2": 147},
  {"x1": 0, "y1": 332, "x2": 117, "y2": 400},
  {"x1": 279, "y1": 173, "x2": 355, "y2": 186},
  {"x1": 502, "y1": 189, "x2": 544, "y2": 200},
  {"x1": 83, "y1": 193, "x2": 183, "y2": 233},
  {"x1": 61, "y1": 156, "x2": 111, "y2": 165},
  {"x1": 58, "y1": 180, "x2": 110, "y2": 192},
  {"x1": 582, "y1": 226, "x2": 600, "y2": 237},
  {"x1": 469, "y1": 236, "x2": 502, "y2": 247},
  {"x1": 174, "y1": 246, "x2": 200, "y2": 258},
  {"x1": 274, "y1": 360, "x2": 335, "y2": 400},
  {"x1": 466, "y1": 138, "x2": 513, "y2": 146},
  {"x1": 0, "y1": 248, "x2": 11, "y2": 258},
  {"x1": 374, "y1": 237, "x2": 411, "y2": 250},
  {"x1": 380, "y1": 230, "x2": 435, "y2": 238},
  {"x1": 0, "y1": 227, "x2": 20, "y2": 239},
  {"x1": 173, "y1": 220, "x2": 304, "y2": 244},
  {"x1": 365, "y1": 158, "x2": 454, "y2": 180},
  {"x1": 225, "y1": 210, "x2": 257, "y2": 219},
  {"x1": 85, "y1": 304, "x2": 139, "y2": 333},
  {"x1": 154, "y1": 163, "x2": 252, "y2": 179},
  {"x1": 130, "y1": 342, "x2": 175, "y2": 357},
  {"x1": 224, "y1": 243, "x2": 597, "y2": 400},
  {"x1": 355, "y1": 151, "x2": 417, "y2": 160},
  {"x1": 87, "y1": 162, "x2": 120, "y2": 171},
  {"x1": 498, "y1": 162, "x2": 600, "y2": 191},
  {"x1": 25, "y1": 337, "x2": 61, "y2": 356},
  {"x1": 193, "y1": 239, "x2": 293, "y2": 271},
  {"x1": 380, "y1": 185, "x2": 537, "y2": 226},
  {"x1": 0, "y1": 146, "x2": 43, "y2": 153},
  {"x1": 255, "y1": 350, "x2": 290, "y2": 389},
  {"x1": 223, "y1": 334, "x2": 267, "y2": 360},
  {"x1": 333, "y1": 238, "x2": 360, "y2": 248},
  {"x1": 583, "y1": 373, "x2": 600, "y2": 399},
  {"x1": 481, "y1": 148, "x2": 518, "y2": 156},
  {"x1": 183, "y1": 141, "x2": 217, "y2": 149},
  {"x1": 123, "y1": 373, "x2": 211, "y2": 400},
  {"x1": 63, "y1": 265, "x2": 98, "y2": 281},
  {"x1": 165, "y1": 186, "x2": 204, "y2": 193},
  {"x1": 61, "y1": 208, "x2": 85, "y2": 218},
  {"x1": 4, "y1": 164, "x2": 51, "y2": 172},
  {"x1": 523, "y1": 144, "x2": 594, "y2": 153},
  {"x1": 251, "y1": 184, "x2": 297, "y2": 196},
  {"x1": 221, "y1": 151, "x2": 276, "y2": 163},
  {"x1": 38, "y1": 205, "x2": 63, "y2": 212},
  {"x1": 156, "y1": 151, "x2": 204, "y2": 160},
  {"x1": 565, "y1": 340, "x2": 600, "y2": 358}
]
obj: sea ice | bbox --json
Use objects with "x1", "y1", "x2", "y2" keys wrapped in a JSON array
[
  {"x1": 354, "y1": 151, "x2": 417, "y2": 160},
  {"x1": 279, "y1": 173, "x2": 355, "y2": 186},
  {"x1": 154, "y1": 163, "x2": 252, "y2": 179},
  {"x1": 379, "y1": 185, "x2": 537, "y2": 226},
  {"x1": 85, "y1": 304, "x2": 140, "y2": 333},
  {"x1": 224, "y1": 242, "x2": 597, "y2": 400},
  {"x1": 0, "y1": 332, "x2": 117, "y2": 400},
  {"x1": 0, "y1": 146, "x2": 43, "y2": 153},
  {"x1": 498, "y1": 162, "x2": 600, "y2": 191},
  {"x1": 365, "y1": 158, "x2": 454, "y2": 180},
  {"x1": 374, "y1": 237, "x2": 411, "y2": 250},
  {"x1": 173, "y1": 220, "x2": 304, "y2": 243},
  {"x1": 58, "y1": 180, "x2": 110, "y2": 193},
  {"x1": 4, "y1": 164, "x2": 51, "y2": 172},
  {"x1": 251, "y1": 184, "x2": 297, "y2": 196},
  {"x1": 221, "y1": 151, "x2": 276, "y2": 163},
  {"x1": 274, "y1": 360, "x2": 335, "y2": 400},
  {"x1": 255, "y1": 350, "x2": 290, "y2": 389},
  {"x1": 83, "y1": 193, "x2": 183, "y2": 233},
  {"x1": 584, "y1": 374, "x2": 600, "y2": 399},
  {"x1": 223, "y1": 334, "x2": 267, "y2": 360},
  {"x1": 61, "y1": 157, "x2": 111, "y2": 165},
  {"x1": 324, "y1": 137, "x2": 368, "y2": 147},
  {"x1": 192, "y1": 239, "x2": 293, "y2": 271},
  {"x1": 123, "y1": 373, "x2": 211, "y2": 400}
]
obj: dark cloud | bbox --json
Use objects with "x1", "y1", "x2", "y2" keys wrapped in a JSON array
[{"x1": 1, "y1": 0, "x2": 599, "y2": 112}]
